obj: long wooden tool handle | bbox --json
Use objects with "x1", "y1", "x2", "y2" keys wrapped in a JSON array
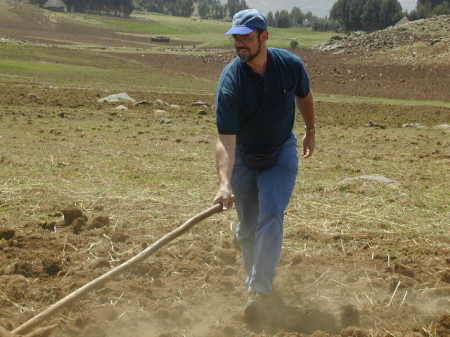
[{"x1": 12, "y1": 203, "x2": 223, "y2": 335}]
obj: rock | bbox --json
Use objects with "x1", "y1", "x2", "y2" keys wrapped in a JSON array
[
  {"x1": 111, "y1": 232, "x2": 129, "y2": 242},
  {"x1": 42, "y1": 260, "x2": 61, "y2": 276},
  {"x1": 433, "y1": 123, "x2": 450, "y2": 129},
  {"x1": 159, "y1": 118, "x2": 172, "y2": 124},
  {"x1": 97, "y1": 93, "x2": 136, "y2": 103},
  {"x1": 441, "y1": 270, "x2": 450, "y2": 283},
  {"x1": 134, "y1": 100, "x2": 152, "y2": 106},
  {"x1": 88, "y1": 216, "x2": 110, "y2": 229},
  {"x1": 0, "y1": 229, "x2": 15, "y2": 240},
  {"x1": 154, "y1": 99, "x2": 169, "y2": 106},
  {"x1": 14, "y1": 262, "x2": 37, "y2": 278},
  {"x1": 367, "y1": 121, "x2": 386, "y2": 129},
  {"x1": 115, "y1": 105, "x2": 128, "y2": 111},
  {"x1": 191, "y1": 101, "x2": 210, "y2": 107},
  {"x1": 341, "y1": 305, "x2": 361, "y2": 328},
  {"x1": 198, "y1": 110, "x2": 208, "y2": 116},
  {"x1": 91, "y1": 258, "x2": 109, "y2": 269},
  {"x1": 215, "y1": 248, "x2": 236, "y2": 265},
  {"x1": 62, "y1": 207, "x2": 85, "y2": 226},
  {"x1": 340, "y1": 174, "x2": 398, "y2": 185},
  {"x1": 27, "y1": 93, "x2": 41, "y2": 101},
  {"x1": 72, "y1": 217, "x2": 87, "y2": 234},
  {"x1": 394, "y1": 263, "x2": 415, "y2": 278},
  {"x1": 153, "y1": 109, "x2": 168, "y2": 116},
  {"x1": 341, "y1": 327, "x2": 368, "y2": 337},
  {"x1": 169, "y1": 104, "x2": 180, "y2": 109},
  {"x1": 402, "y1": 122, "x2": 425, "y2": 128}
]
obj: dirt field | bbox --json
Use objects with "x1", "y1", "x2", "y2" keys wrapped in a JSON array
[{"x1": 1, "y1": 4, "x2": 449, "y2": 337}]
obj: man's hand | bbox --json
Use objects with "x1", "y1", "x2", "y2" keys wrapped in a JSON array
[
  {"x1": 215, "y1": 134, "x2": 236, "y2": 210},
  {"x1": 296, "y1": 91, "x2": 315, "y2": 158},
  {"x1": 213, "y1": 184, "x2": 234, "y2": 210},
  {"x1": 303, "y1": 131, "x2": 315, "y2": 158}
]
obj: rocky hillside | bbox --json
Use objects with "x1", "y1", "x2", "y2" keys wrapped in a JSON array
[{"x1": 316, "y1": 15, "x2": 450, "y2": 65}]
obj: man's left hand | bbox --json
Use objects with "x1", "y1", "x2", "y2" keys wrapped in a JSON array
[{"x1": 303, "y1": 132, "x2": 315, "y2": 158}]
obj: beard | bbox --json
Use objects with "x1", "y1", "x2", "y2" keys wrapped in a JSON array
[{"x1": 236, "y1": 41, "x2": 261, "y2": 63}]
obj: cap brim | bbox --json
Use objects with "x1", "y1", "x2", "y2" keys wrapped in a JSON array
[{"x1": 225, "y1": 26, "x2": 254, "y2": 35}]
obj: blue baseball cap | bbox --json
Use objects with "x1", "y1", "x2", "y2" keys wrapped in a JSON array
[{"x1": 225, "y1": 9, "x2": 267, "y2": 35}]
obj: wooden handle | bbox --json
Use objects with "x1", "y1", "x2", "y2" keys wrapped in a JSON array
[{"x1": 12, "y1": 203, "x2": 223, "y2": 335}]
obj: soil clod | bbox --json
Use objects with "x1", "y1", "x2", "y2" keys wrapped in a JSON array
[
  {"x1": 62, "y1": 208, "x2": 84, "y2": 226},
  {"x1": 0, "y1": 229, "x2": 15, "y2": 241}
]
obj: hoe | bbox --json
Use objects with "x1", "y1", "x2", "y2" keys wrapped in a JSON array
[{"x1": 0, "y1": 203, "x2": 224, "y2": 337}]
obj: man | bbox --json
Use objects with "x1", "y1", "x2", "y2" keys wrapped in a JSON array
[{"x1": 213, "y1": 9, "x2": 315, "y2": 320}]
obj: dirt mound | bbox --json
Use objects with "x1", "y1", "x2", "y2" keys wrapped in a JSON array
[{"x1": 317, "y1": 15, "x2": 450, "y2": 65}]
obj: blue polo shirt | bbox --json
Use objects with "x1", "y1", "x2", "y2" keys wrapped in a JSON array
[{"x1": 216, "y1": 48, "x2": 310, "y2": 154}]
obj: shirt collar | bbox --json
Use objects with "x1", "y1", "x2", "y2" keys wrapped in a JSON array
[{"x1": 242, "y1": 48, "x2": 272, "y2": 79}]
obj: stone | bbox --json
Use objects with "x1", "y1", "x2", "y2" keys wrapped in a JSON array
[
  {"x1": 191, "y1": 101, "x2": 210, "y2": 107},
  {"x1": 340, "y1": 174, "x2": 398, "y2": 185},
  {"x1": 368, "y1": 121, "x2": 386, "y2": 129},
  {"x1": 134, "y1": 100, "x2": 152, "y2": 106},
  {"x1": 115, "y1": 105, "x2": 128, "y2": 111},
  {"x1": 97, "y1": 93, "x2": 136, "y2": 103},
  {"x1": 154, "y1": 99, "x2": 169, "y2": 106},
  {"x1": 402, "y1": 123, "x2": 425, "y2": 128},
  {"x1": 62, "y1": 207, "x2": 85, "y2": 226},
  {"x1": 159, "y1": 118, "x2": 172, "y2": 124},
  {"x1": 433, "y1": 123, "x2": 450, "y2": 130}
]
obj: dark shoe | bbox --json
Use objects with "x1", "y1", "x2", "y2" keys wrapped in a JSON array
[{"x1": 244, "y1": 292, "x2": 267, "y2": 323}]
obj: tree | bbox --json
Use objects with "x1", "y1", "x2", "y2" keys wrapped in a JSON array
[
  {"x1": 210, "y1": 1, "x2": 225, "y2": 19},
  {"x1": 198, "y1": 0, "x2": 209, "y2": 18},
  {"x1": 331, "y1": 0, "x2": 402, "y2": 31},
  {"x1": 361, "y1": 0, "x2": 381, "y2": 30},
  {"x1": 61, "y1": 0, "x2": 134, "y2": 16},
  {"x1": 432, "y1": 0, "x2": 450, "y2": 14},
  {"x1": 411, "y1": 0, "x2": 450, "y2": 17},
  {"x1": 290, "y1": 6, "x2": 304, "y2": 26},
  {"x1": 267, "y1": 11, "x2": 275, "y2": 26},
  {"x1": 227, "y1": 0, "x2": 247, "y2": 17},
  {"x1": 277, "y1": 9, "x2": 291, "y2": 27},
  {"x1": 379, "y1": 0, "x2": 402, "y2": 27}
]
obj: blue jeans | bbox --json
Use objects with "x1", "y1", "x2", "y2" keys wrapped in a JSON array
[{"x1": 231, "y1": 133, "x2": 298, "y2": 294}]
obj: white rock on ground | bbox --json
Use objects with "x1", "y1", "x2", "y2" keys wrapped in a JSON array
[
  {"x1": 433, "y1": 123, "x2": 450, "y2": 129},
  {"x1": 98, "y1": 93, "x2": 136, "y2": 103},
  {"x1": 402, "y1": 122, "x2": 425, "y2": 128},
  {"x1": 115, "y1": 105, "x2": 128, "y2": 111},
  {"x1": 340, "y1": 174, "x2": 398, "y2": 185}
]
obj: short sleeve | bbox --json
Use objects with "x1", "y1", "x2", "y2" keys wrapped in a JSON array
[
  {"x1": 216, "y1": 71, "x2": 240, "y2": 134},
  {"x1": 294, "y1": 59, "x2": 310, "y2": 98}
]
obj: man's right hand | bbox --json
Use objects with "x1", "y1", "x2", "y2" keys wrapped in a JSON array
[{"x1": 213, "y1": 184, "x2": 234, "y2": 210}]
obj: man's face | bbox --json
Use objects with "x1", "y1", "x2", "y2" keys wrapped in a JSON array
[{"x1": 232, "y1": 31, "x2": 262, "y2": 63}]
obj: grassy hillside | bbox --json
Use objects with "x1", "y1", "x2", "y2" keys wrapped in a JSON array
[
  {"x1": 0, "y1": 4, "x2": 337, "y2": 92},
  {"x1": 62, "y1": 10, "x2": 337, "y2": 49}
]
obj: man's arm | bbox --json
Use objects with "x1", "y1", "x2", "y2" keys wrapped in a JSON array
[
  {"x1": 296, "y1": 91, "x2": 315, "y2": 158},
  {"x1": 213, "y1": 134, "x2": 236, "y2": 210}
]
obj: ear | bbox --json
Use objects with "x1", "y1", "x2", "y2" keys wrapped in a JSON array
[{"x1": 260, "y1": 30, "x2": 269, "y2": 42}]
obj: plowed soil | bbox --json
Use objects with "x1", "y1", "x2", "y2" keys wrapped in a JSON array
[{"x1": 1, "y1": 4, "x2": 449, "y2": 337}]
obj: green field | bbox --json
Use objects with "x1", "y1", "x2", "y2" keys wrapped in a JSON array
[{"x1": 60, "y1": 10, "x2": 338, "y2": 49}]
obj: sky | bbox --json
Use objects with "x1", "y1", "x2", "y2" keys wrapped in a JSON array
[{"x1": 223, "y1": 0, "x2": 417, "y2": 17}]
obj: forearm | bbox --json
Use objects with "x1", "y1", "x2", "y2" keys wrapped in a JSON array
[
  {"x1": 216, "y1": 134, "x2": 236, "y2": 188},
  {"x1": 296, "y1": 91, "x2": 315, "y2": 131}
]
